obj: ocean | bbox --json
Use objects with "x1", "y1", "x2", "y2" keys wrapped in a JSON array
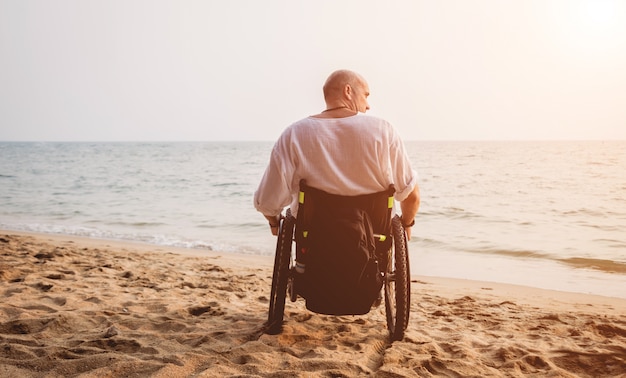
[{"x1": 1, "y1": 141, "x2": 624, "y2": 298}]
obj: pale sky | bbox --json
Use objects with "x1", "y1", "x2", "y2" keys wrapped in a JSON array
[{"x1": 1, "y1": 0, "x2": 625, "y2": 141}]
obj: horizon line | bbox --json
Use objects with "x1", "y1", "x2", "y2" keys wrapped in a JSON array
[{"x1": 1, "y1": 138, "x2": 625, "y2": 143}]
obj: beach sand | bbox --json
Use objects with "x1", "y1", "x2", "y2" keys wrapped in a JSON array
[{"x1": 1, "y1": 231, "x2": 624, "y2": 377}]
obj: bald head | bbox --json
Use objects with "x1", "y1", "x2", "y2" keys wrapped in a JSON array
[
  {"x1": 322, "y1": 69, "x2": 370, "y2": 113},
  {"x1": 323, "y1": 70, "x2": 364, "y2": 99}
]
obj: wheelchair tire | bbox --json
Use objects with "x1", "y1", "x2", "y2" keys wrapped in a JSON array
[
  {"x1": 385, "y1": 215, "x2": 411, "y2": 341},
  {"x1": 266, "y1": 210, "x2": 295, "y2": 335}
]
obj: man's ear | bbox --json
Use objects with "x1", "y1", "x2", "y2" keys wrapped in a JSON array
[{"x1": 343, "y1": 84, "x2": 353, "y2": 99}]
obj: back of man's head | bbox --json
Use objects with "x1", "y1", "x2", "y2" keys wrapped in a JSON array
[{"x1": 323, "y1": 70, "x2": 364, "y2": 101}]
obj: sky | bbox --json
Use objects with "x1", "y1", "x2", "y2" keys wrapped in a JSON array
[{"x1": 1, "y1": 0, "x2": 625, "y2": 141}]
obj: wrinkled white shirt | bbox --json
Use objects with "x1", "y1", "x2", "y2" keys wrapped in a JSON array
[{"x1": 254, "y1": 114, "x2": 418, "y2": 217}]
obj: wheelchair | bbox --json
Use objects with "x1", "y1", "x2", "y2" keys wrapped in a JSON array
[{"x1": 266, "y1": 180, "x2": 411, "y2": 341}]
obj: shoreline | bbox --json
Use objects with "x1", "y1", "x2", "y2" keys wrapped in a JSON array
[
  {"x1": 8, "y1": 229, "x2": 626, "y2": 305},
  {"x1": 1, "y1": 230, "x2": 625, "y2": 377},
  {"x1": 6, "y1": 228, "x2": 626, "y2": 300}
]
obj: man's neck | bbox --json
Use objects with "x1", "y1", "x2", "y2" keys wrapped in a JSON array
[{"x1": 311, "y1": 105, "x2": 358, "y2": 119}]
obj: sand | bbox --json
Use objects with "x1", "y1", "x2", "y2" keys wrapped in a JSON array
[{"x1": 0, "y1": 231, "x2": 624, "y2": 378}]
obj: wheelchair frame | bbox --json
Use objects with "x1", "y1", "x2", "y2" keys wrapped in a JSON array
[{"x1": 266, "y1": 195, "x2": 411, "y2": 342}]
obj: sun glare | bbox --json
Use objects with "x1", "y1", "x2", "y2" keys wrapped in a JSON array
[{"x1": 553, "y1": 1, "x2": 626, "y2": 54}]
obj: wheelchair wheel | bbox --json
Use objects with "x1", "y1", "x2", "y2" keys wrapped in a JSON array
[
  {"x1": 266, "y1": 210, "x2": 295, "y2": 334},
  {"x1": 384, "y1": 215, "x2": 411, "y2": 341}
]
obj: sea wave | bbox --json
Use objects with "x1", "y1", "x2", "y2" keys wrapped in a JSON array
[
  {"x1": 560, "y1": 257, "x2": 626, "y2": 274},
  {"x1": 466, "y1": 247, "x2": 626, "y2": 275}
]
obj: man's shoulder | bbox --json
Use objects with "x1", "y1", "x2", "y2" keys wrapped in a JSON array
[
  {"x1": 284, "y1": 114, "x2": 394, "y2": 137},
  {"x1": 298, "y1": 113, "x2": 392, "y2": 125},
  {"x1": 351, "y1": 114, "x2": 396, "y2": 133},
  {"x1": 357, "y1": 113, "x2": 392, "y2": 125}
]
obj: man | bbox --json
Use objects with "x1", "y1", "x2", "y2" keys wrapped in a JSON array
[{"x1": 254, "y1": 69, "x2": 419, "y2": 238}]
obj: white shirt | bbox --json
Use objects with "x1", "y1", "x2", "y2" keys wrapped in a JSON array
[{"x1": 254, "y1": 114, "x2": 418, "y2": 217}]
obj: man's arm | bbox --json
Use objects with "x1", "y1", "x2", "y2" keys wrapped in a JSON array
[
  {"x1": 254, "y1": 135, "x2": 294, "y2": 236},
  {"x1": 264, "y1": 214, "x2": 281, "y2": 236},
  {"x1": 400, "y1": 184, "x2": 420, "y2": 240}
]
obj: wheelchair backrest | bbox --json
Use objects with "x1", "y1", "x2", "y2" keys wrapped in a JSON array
[{"x1": 296, "y1": 179, "x2": 395, "y2": 238}]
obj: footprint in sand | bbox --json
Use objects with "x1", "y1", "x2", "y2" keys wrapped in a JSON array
[
  {"x1": 188, "y1": 302, "x2": 224, "y2": 316},
  {"x1": 34, "y1": 282, "x2": 54, "y2": 292},
  {"x1": 0, "y1": 318, "x2": 54, "y2": 334},
  {"x1": 294, "y1": 313, "x2": 313, "y2": 322}
]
